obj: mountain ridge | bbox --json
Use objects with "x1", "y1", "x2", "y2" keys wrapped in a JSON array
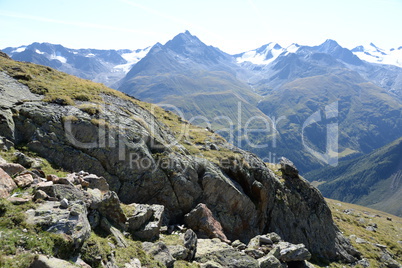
[{"x1": 306, "y1": 137, "x2": 402, "y2": 217}]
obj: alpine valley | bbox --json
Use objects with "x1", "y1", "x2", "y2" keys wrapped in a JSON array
[{"x1": 1, "y1": 31, "x2": 402, "y2": 268}]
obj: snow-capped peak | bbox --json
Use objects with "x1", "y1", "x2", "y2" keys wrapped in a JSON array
[
  {"x1": 351, "y1": 43, "x2": 402, "y2": 67},
  {"x1": 236, "y1": 42, "x2": 299, "y2": 65},
  {"x1": 284, "y1": 43, "x2": 300, "y2": 54}
]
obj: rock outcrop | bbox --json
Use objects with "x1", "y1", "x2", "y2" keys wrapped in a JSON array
[{"x1": 0, "y1": 63, "x2": 359, "y2": 263}]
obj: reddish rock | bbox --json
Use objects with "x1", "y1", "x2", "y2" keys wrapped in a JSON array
[
  {"x1": 0, "y1": 167, "x2": 17, "y2": 198},
  {"x1": 14, "y1": 173, "x2": 34, "y2": 188},
  {"x1": 7, "y1": 196, "x2": 31, "y2": 204},
  {"x1": 184, "y1": 203, "x2": 229, "y2": 243},
  {"x1": 0, "y1": 163, "x2": 25, "y2": 177},
  {"x1": 46, "y1": 174, "x2": 59, "y2": 182},
  {"x1": 36, "y1": 181, "x2": 54, "y2": 188}
]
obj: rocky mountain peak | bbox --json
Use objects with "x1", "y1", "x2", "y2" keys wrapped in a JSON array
[
  {"x1": 165, "y1": 30, "x2": 206, "y2": 52},
  {"x1": 307, "y1": 39, "x2": 363, "y2": 65}
]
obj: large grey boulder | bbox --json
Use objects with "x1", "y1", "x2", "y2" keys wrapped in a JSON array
[{"x1": 25, "y1": 201, "x2": 91, "y2": 248}]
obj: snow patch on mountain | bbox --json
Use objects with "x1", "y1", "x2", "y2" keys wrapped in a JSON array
[
  {"x1": 50, "y1": 54, "x2": 67, "y2": 63},
  {"x1": 352, "y1": 43, "x2": 402, "y2": 67},
  {"x1": 114, "y1": 46, "x2": 151, "y2": 73},
  {"x1": 285, "y1": 43, "x2": 300, "y2": 54},
  {"x1": 12, "y1": 46, "x2": 26, "y2": 53},
  {"x1": 236, "y1": 43, "x2": 300, "y2": 65}
]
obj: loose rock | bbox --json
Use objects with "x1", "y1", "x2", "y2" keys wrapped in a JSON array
[
  {"x1": 142, "y1": 241, "x2": 175, "y2": 268},
  {"x1": 33, "y1": 189, "x2": 49, "y2": 201},
  {"x1": 14, "y1": 173, "x2": 34, "y2": 188},
  {"x1": 184, "y1": 203, "x2": 229, "y2": 243},
  {"x1": 0, "y1": 167, "x2": 17, "y2": 198},
  {"x1": 183, "y1": 229, "x2": 197, "y2": 261},
  {"x1": 195, "y1": 238, "x2": 258, "y2": 268},
  {"x1": 276, "y1": 242, "x2": 312, "y2": 262},
  {"x1": 30, "y1": 255, "x2": 80, "y2": 268},
  {"x1": 0, "y1": 163, "x2": 25, "y2": 177},
  {"x1": 60, "y1": 198, "x2": 69, "y2": 209},
  {"x1": 258, "y1": 255, "x2": 282, "y2": 268},
  {"x1": 97, "y1": 191, "x2": 127, "y2": 226},
  {"x1": 25, "y1": 201, "x2": 91, "y2": 248}
]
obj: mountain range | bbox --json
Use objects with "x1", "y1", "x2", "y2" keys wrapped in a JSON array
[
  {"x1": 3, "y1": 32, "x2": 402, "y2": 215},
  {"x1": 4, "y1": 33, "x2": 402, "y2": 97},
  {"x1": 2, "y1": 42, "x2": 150, "y2": 87}
]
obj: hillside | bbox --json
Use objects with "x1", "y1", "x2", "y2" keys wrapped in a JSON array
[
  {"x1": 306, "y1": 137, "x2": 402, "y2": 217},
  {"x1": 0, "y1": 51, "x2": 369, "y2": 267},
  {"x1": 326, "y1": 198, "x2": 402, "y2": 268}
]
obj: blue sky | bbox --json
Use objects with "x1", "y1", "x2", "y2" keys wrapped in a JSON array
[{"x1": 1, "y1": 0, "x2": 401, "y2": 53}]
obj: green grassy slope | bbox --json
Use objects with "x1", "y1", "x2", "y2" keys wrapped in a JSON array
[{"x1": 325, "y1": 198, "x2": 402, "y2": 268}]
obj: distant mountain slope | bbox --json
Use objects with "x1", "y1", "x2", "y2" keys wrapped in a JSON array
[
  {"x1": 116, "y1": 31, "x2": 266, "y2": 133},
  {"x1": 255, "y1": 70, "x2": 402, "y2": 172},
  {"x1": 306, "y1": 137, "x2": 402, "y2": 216},
  {"x1": 2, "y1": 42, "x2": 150, "y2": 86}
]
